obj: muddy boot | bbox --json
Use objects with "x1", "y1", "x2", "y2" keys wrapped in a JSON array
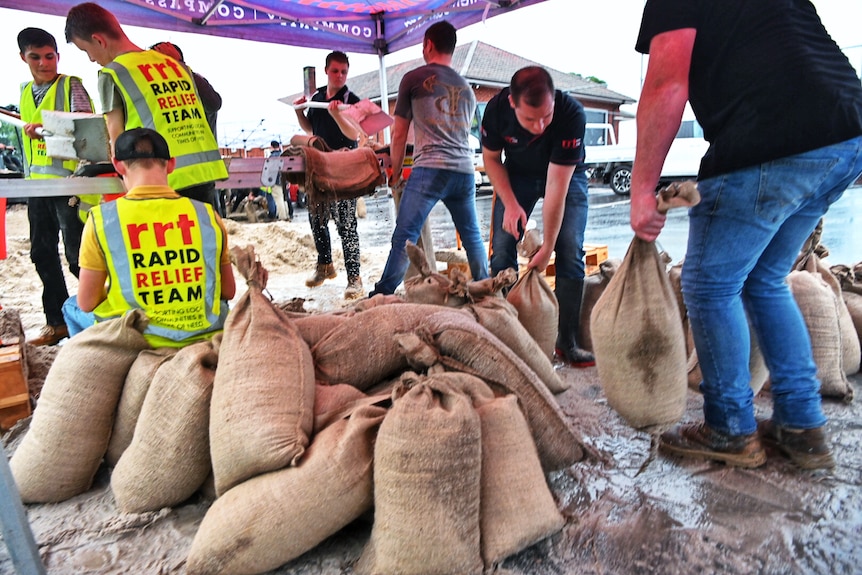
[
  {"x1": 758, "y1": 420, "x2": 835, "y2": 470},
  {"x1": 306, "y1": 263, "x2": 336, "y2": 287},
  {"x1": 660, "y1": 422, "x2": 766, "y2": 468},
  {"x1": 554, "y1": 277, "x2": 596, "y2": 367},
  {"x1": 344, "y1": 275, "x2": 363, "y2": 299}
]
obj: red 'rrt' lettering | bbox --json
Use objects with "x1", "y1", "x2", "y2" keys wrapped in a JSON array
[
  {"x1": 125, "y1": 214, "x2": 196, "y2": 249},
  {"x1": 137, "y1": 58, "x2": 184, "y2": 82}
]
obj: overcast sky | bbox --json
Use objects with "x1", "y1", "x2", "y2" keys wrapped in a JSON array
[{"x1": 1, "y1": 0, "x2": 860, "y2": 149}]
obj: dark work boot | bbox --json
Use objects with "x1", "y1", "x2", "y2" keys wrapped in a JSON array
[
  {"x1": 758, "y1": 420, "x2": 835, "y2": 470},
  {"x1": 554, "y1": 277, "x2": 596, "y2": 367}
]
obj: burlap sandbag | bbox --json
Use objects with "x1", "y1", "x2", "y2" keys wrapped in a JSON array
[
  {"x1": 590, "y1": 182, "x2": 698, "y2": 435},
  {"x1": 293, "y1": 312, "x2": 351, "y2": 349},
  {"x1": 416, "y1": 309, "x2": 585, "y2": 471},
  {"x1": 356, "y1": 380, "x2": 483, "y2": 575},
  {"x1": 579, "y1": 258, "x2": 621, "y2": 353},
  {"x1": 798, "y1": 254, "x2": 861, "y2": 375},
  {"x1": 210, "y1": 245, "x2": 315, "y2": 496},
  {"x1": 467, "y1": 297, "x2": 569, "y2": 394},
  {"x1": 187, "y1": 404, "x2": 387, "y2": 575},
  {"x1": 590, "y1": 236, "x2": 687, "y2": 433},
  {"x1": 301, "y1": 145, "x2": 385, "y2": 207},
  {"x1": 479, "y1": 394, "x2": 565, "y2": 567},
  {"x1": 829, "y1": 264, "x2": 862, "y2": 295},
  {"x1": 403, "y1": 240, "x2": 472, "y2": 307},
  {"x1": 111, "y1": 340, "x2": 217, "y2": 513},
  {"x1": 313, "y1": 383, "x2": 369, "y2": 433},
  {"x1": 312, "y1": 303, "x2": 471, "y2": 389},
  {"x1": 787, "y1": 270, "x2": 853, "y2": 401},
  {"x1": 10, "y1": 311, "x2": 151, "y2": 503},
  {"x1": 106, "y1": 347, "x2": 177, "y2": 467},
  {"x1": 506, "y1": 230, "x2": 558, "y2": 360},
  {"x1": 843, "y1": 292, "x2": 862, "y2": 360}
]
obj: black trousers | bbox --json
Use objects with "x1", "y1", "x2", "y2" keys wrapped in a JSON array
[{"x1": 28, "y1": 196, "x2": 83, "y2": 326}]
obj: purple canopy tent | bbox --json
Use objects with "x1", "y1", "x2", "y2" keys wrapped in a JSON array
[{"x1": 0, "y1": 0, "x2": 548, "y2": 139}]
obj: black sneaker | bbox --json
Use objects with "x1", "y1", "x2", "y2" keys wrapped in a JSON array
[
  {"x1": 660, "y1": 423, "x2": 767, "y2": 468},
  {"x1": 758, "y1": 420, "x2": 835, "y2": 470}
]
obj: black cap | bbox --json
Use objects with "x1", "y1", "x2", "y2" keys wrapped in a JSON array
[{"x1": 114, "y1": 128, "x2": 171, "y2": 161}]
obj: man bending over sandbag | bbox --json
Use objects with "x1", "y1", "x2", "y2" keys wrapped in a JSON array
[
  {"x1": 630, "y1": 0, "x2": 862, "y2": 470},
  {"x1": 482, "y1": 66, "x2": 594, "y2": 367},
  {"x1": 62, "y1": 128, "x2": 237, "y2": 347}
]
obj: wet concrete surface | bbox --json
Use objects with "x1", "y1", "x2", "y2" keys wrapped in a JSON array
[
  {"x1": 354, "y1": 184, "x2": 862, "y2": 268},
  {"x1": 2, "y1": 186, "x2": 860, "y2": 573}
]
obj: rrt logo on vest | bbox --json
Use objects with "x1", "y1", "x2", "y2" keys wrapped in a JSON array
[
  {"x1": 138, "y1": 57, "x2": 203, "y2": 124},
  {"x1": 126, "y1": 213, "x2": 206, "y2": 306}
]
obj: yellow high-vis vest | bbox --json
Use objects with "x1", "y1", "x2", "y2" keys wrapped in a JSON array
[
  {"x1": 20, "y1": 75, "x2": 80, "y2": 179},
  {"x1": 100, "y1": 51, "x2": 227, "y2": 191},
  {"x1": 90, "y1": 195, "x2": 227, "y2": 348}
]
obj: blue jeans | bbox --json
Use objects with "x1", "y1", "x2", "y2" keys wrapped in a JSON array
[
  {"x1": 683, "y1": 136, "x2": 862, "y2": 436},
  {"x1": 490, "y1": 170, "x2": 589, "y2": 280},
  {"x1": 62, "y1": 295, "x2": 95, "y2": 338},
  {"x1": 372, "y1": 167, "x2": 489, "y2": 295}
]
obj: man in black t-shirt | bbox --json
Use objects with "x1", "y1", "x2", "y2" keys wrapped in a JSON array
[
  {"x1": 631, "y1": 0, "x2": 862, "y2": 471},
  {"x1": 294, "y1": 51, "x2": 364, "y2": 299},
  {"x1": 481, "y1": 66, "x2": 593, "y2": 367}
]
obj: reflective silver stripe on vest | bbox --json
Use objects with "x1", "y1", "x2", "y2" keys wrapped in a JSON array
[
  {"x1": 97, "y1": 201, "x2": 141, "y2": 314},
  {"x1": 104, "y1": 62, "x2": 156, "y2": 127},
  {"x1": 96, "y1": 199, "x2": 226, "y2": 341},
  {"x1": 175, "y1": 148, "x2": 223, "y2": 169},
  {"x1": 189, "y1": 199, "x2": 228, "y2": 329}
]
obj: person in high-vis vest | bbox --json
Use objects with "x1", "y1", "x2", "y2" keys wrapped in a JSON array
[
  {"x1": 64, "y1": 3, "x2": 228, "y2": 215},
  {"x1": 17, "y1": 27, "x2": 94, "y2": 347},
  {"x1": 62, "y1": 128, "x2": 236, "y2": 348}
]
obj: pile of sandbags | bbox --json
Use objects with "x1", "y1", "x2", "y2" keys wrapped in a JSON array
[
  {"x1": 8, "y1": 242, "x2": 585, "y2": 575},
  {"x1": 184, "y1": 251, "x2": 583, "y2": 573}
]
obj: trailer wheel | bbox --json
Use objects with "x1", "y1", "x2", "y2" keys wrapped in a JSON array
[{"x1": 610, "y1": 165, "x2": 632, "y2": 196}]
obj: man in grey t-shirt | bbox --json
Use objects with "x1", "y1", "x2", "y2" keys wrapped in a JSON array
[{"x1": 370, "y1": 20, "x2": 489, "y2": 295}]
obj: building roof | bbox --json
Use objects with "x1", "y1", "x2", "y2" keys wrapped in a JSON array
[{"x1": 279, "y1": 41, "x2": 636, "y2": 107}]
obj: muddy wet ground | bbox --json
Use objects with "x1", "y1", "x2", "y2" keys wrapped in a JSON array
[
  {"x1": 1, "y1": 191, "x2": 861, "y2": 574},
  {"x1": 2, "y1": 367, "x2": 859, "y2": 575}
]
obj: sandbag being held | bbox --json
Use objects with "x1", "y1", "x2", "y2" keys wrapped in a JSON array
[
  {"x1": 591, "y1": 182, "x2": 700, "y2": 436},
  {"x1": 506, "y1": 229, "x2": 559, "y2": 360}
]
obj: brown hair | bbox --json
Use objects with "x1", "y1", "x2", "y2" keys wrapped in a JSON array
[
  {"x1": 510, "y1": 66, "x2": 555, "y2": 108},
  {"x1": 65, "y1": 2, "x2": 123, "y2": 43},
  {"x1": 325, "y1": 51, "x2": 349, "y2": 69}
]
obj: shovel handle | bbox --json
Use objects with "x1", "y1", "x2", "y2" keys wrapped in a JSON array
[{"x1": 0, "y1": 109, "x2": 47, "y2": 137}]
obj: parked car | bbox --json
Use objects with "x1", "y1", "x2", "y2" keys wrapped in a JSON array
[{"x1": 584, "y1": 120, "x2": 708, "y2": 195}]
